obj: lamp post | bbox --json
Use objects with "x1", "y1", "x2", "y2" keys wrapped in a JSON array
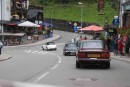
[{"x1": 78, "y1": 2, "x2": 83, "y2": 28}]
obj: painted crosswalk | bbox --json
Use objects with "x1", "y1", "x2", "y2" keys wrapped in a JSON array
[{"x1": 25, "y1": 50, "x2": 47, "y2": 55}]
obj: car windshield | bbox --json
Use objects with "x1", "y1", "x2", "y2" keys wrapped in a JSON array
[
  {"x1": 80, "y1": 41, "x2": 103, "y2": 49},
  {"x1": 66, "y1": 43, "x2": 77, "y2": 48}
]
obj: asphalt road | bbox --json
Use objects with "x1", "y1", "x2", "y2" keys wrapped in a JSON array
[{"x1": 0, "y1": 30, "x2": 130, "y2": 87}]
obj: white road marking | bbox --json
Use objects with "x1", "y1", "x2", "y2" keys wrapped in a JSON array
[
  {"x1": 32, "y1": 51, "x2": 39, "y2": 54},
  {"x1": 33, "y1": 72, "x2": 50, "y2": 83},
  {"x1": 57, "y1": 55, "x2": 61, "y2": 63},
  {"x1": 25, "y1": 50, "x2": 32, "y2": 53},
  {"x1": 51, "y1": 64, "x2": 59, "y2": 70},
  {"x1": 28, "y1": 52, "x2": 62, "y2": 83},
  {"x1": 36, "y1": 51, "x2": 45, "y2": 54}
]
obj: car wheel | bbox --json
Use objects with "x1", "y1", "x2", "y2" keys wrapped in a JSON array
[
  {"x1": 46, "y1": 47, "x2": 48, "y2": 51},
  {"x1": 42, "y1": 47, "x2": 44, "y2": 50},
  {"x1": 76, "y1": 61, "x2": 80, "y2": 68},
  {"x1": 63, "y1": 51, "x2": 66, "y2": 56},
  {"x1": 104, "y1": 62, "x2": 110, "y2": 69}
]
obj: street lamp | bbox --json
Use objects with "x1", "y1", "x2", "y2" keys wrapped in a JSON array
[{"x1": 78, "y1": 2, "x2": 83, "y2": 28}]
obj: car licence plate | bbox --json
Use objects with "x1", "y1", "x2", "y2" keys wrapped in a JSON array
[{"x1": 87, "y1": 54, "x2": 100, "y2": 58}]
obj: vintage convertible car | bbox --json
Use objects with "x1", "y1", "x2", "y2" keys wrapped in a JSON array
[
  {"x1": 76, "y1": 40, "x2": 111, "y2": 68},
  {"x1": 42, "y1": 42, "x2": 57, "y2": 51}
]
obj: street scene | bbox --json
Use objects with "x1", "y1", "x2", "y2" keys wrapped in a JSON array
[{"x1": 0, "y1": 0, "x2": 130, "y2": 87}]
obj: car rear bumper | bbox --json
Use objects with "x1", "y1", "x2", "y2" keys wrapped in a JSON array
[{"x1": 77, "y1": 58, "x2": 111, "y2": 64}]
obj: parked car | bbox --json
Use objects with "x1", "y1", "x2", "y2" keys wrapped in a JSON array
[
  {"x1": 63, "y1": 42, "x2": 78, "y2": 56},
  {"x1": 76, "y1": 40, "x2": 111, "y2": 68},
  {"x1": 42, "y1": 42, "x2": 57, "y2": 50}
]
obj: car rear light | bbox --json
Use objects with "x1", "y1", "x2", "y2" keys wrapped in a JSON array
[
  {"x1": 78, "y1": 52, "x2": 86, "y2": 58},
  {"x1": 101, "y1": 53, "x2": 110, "y2": 58}
]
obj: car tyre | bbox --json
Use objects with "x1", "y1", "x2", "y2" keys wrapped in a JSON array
[
  {"x1": 105, "y1": 62, "x2": 110, "y2": 69},
  {"x1": 76, "y1": 61, "x2": 80, "y2": 68},
  {"x1": 42, "y1": 47, "x2": 44, "y2": 50},
  {"x1": 63, "y1": 51, "x2": 67, "y2": 56}
]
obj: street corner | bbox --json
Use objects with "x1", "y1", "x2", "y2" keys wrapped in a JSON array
[{"x1": 0, "y1": 54, "x2": 12, "y2": 61}]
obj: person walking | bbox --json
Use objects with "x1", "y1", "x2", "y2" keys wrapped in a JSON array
[
  {"x1": 106, "y1": 37, "x2": 111, "y2": 51},
  {"x1": 114, "y1": 41, "x2": 118, "y2": 55},
  {"x1": 125, "y1": 36, "x2": 130, "y2": 57},
  {"x1": 118, "y1": 36, "x2": 124, "y2": 57},
  {"x1": 0, "y1": 41, "x2": 3, "y2": 55}
]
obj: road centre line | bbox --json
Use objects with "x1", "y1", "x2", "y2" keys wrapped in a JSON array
[
  {"x1": 33, "y1": 72, "x2": 50, "y2": 83},
  {"x1": 51, "y1": 64, "x2": 59, "y2": 70}
]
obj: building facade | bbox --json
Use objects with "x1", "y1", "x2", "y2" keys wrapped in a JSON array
[
  {"x1": 120, "y1": 0, "x2": 130, "y2": 28},
  {"x1": 0, "y1": 0, "x2": 44, "y2": 46}
]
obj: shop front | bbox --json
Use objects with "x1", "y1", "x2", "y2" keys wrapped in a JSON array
[{"x1": 0, "y1": 33, "x2": 26, "y2": 46}]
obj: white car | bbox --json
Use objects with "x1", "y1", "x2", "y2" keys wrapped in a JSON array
[{"x1": 42, "y1": 42, "x2": 57, "y2": 50}]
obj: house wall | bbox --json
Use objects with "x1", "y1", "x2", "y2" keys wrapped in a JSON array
[{"x1": 0, "y1": 0, "x2": 11, "y2": 21}]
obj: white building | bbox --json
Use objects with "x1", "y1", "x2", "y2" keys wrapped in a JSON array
[{"x1": 0, "y1": 0, "x2": 11, "y2": 33}]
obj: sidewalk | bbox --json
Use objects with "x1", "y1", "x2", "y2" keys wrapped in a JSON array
[
  {"x1": 0, "y1": 54, "x2": 12, "y2": 61},
  {"x1": 0, "y1": 33, "x2": 61, "y2": 61},
  {"x1": 110, "y1": 52, "x2": 130, "y2": 63}
]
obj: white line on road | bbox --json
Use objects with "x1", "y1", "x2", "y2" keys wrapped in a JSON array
[
  {"x1": 25, "y1": 50, "x2": 32, "y2": 53},
  {"x1": 32, "y1": 51, "x2": 39, "y2": 54},
  {"x1": 51, "y1": 64, "x2": 59, "y2": 70},
  {"x1": 57, "y1": 56, "x2": 61, "y2": 63},
  {"x1": 33, "y1": 72, "x2": 50, "y2": 83},
  {"x1": 36, "y1": 51, "x2": 46, "y2": 54}
]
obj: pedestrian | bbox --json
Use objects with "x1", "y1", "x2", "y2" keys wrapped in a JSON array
[
  {"x1": 118, "y1": 36, "x2": 124, "y2": 57},
  {"x1": 114, "y1": 41, "x2": 118, "y2": 56},
  {"x1": 79, "y1": 35, "x2": 83, "y2": 41},
  {"x1": 125, "y1": 35, "x2": 130, "y2": 57},
  {"x1": 84, "y1": 36, "x2": 87, "y2": 40},
  {"x1": 106, "y1": 37, "x2": 111, "y2": 51},
  {"x1": 0, "y1": 40, "x2": 3, "y2": 55}
]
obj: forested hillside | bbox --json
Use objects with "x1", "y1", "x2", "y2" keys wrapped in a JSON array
[{"x1": 30, "y1": 0, "x2": 119, "y2": 26}]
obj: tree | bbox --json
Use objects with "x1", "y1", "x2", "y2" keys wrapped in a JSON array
[{"x1": 62, "y1": 0, "x2": 69, "y2": 4}]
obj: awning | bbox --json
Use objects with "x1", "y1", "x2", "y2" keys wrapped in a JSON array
[
  {"x1": 104, "y1": 24, "x2": 118, "y2": 29},
  {"x1": 0, "y1": 33, "x2": 26, "y2": 36},
  {"x1": 0, "y1": 20, "x2": 10, "y2": 24},
  {"x1": 7, "y1": 21, "x2": 21, "y2": 26}
]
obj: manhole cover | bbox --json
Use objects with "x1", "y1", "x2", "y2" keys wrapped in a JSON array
[{"x1": 70, "y1": 78, "x2": 97, "y2": 82}]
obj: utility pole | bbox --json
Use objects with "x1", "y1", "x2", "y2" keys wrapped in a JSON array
[{"x1": 78, "y1": 2, "x2": 83, "y2": 28}]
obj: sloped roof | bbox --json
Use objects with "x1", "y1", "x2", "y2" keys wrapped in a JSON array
[{"x1": 122, "y1": 0, "x2": 130, "y2": 6}]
